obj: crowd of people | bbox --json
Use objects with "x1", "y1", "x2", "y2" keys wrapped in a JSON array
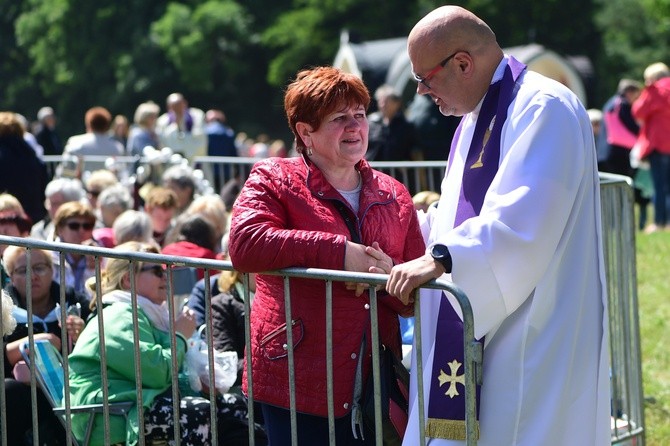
[
  {"x1": 0, "y1": 100, "x2": 266, "y2": 443},
  {"x1": 588, "y1": 61, "x2": 670, "y2": 233},
  {"x1": 1, "y1": 4, "x2": 664, "y2": 445}
]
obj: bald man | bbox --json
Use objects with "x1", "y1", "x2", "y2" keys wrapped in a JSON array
[
  {"x1": 386, "y1": 6, "x2": 610, "y2": 445},
  {"x1": 155, "y1": 92, "x2": 207, "y2": 162}
]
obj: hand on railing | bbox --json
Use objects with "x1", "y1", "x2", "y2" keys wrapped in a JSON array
[
  {"x1": 344, "y1": 241, "x2": 392, "y2": 296},
  {"x1": 387, "y1": 253, "x2": 444, "y2": 304}
]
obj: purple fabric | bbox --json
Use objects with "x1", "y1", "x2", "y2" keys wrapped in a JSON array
[
  {"x1": 168, "y1": 110, "x2": 194, "y2": 132},
  {"x1": 427, "y1": 57, "x2": 526, "y2": 437}
]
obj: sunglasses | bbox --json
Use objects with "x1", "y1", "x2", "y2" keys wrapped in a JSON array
[
  {"x1": 65, "y1": 221, "x2": 95, "y2": 231},
  {"x1": 140, "y1": 265, "x2": 165, "y2": 279}
]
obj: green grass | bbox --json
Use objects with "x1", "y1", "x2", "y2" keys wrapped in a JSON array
[{"x1": 635, "y1": 231, "x2": 670, "y2": 445}]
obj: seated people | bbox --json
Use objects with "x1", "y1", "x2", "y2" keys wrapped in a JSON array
[
  {"x1": 92, "y1": 183, "x2": 134, "y2": 248},
  {"x1": 84, "y1": 169, "x2": 119, "y2": 211},
  {"x1": 112, "y1": 209, "x2": 154, "y2": 246},
  {"x1": 143, "y1": 186, "x2": 178, "y2": 247},
  {"x1": 162, "y1": 164, "x2": 197, "y2": 216},
  {"x1": 30, "y1": 177, "x2": 86, "y2": 241},
  {"x1": 183, "y1": 194, "x2": 228, "y2": 253},
  {"x1": 51, "y1": 201, "x2": 98, "y2": 293},
  {"x1": 0, "y1": 193, "x2": 33, "y2": 288},
  {"x1": 186, "y1": 273, "x2": 221, "y2": 327},
  {"x1": 162, "y1": 214, "x2": 220, "y2": 280},
  {"x1": 2, "y1": 246, "x2": 90, "y2": 445},
  {"x1": 210, "y1": 270, "x2": 257, "y2": 387},
  {"x1": 67, "y1": 241, "x2": 256, "y2": 445}
]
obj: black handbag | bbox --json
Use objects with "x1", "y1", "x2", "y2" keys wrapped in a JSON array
[{"x1": 360, "y1": 343, "x2": 410, "y2": 446}]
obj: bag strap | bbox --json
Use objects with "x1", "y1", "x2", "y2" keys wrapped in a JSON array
[
  {"x1": 333, "y1": 200, "x2": 368, "y2": 439},
  {"x1": 333, "y1": 200, "x2": 361, "y2": 244}
]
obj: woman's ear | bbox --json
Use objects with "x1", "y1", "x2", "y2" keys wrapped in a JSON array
[
  {"x1": 120, "y1": 273, "x2": 131, "y2": 290},
  {"x1": 295, "y1": 122, "x2": 313, "y2": 148}
]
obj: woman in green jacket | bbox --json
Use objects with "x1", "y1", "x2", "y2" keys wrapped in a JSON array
[{"x1": 67, "y1": 241, "x2": 207, "y2": 445}]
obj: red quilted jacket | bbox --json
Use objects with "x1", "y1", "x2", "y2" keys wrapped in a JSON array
[{"x1": 229, "y1": 156, "x2": 425, "y2": 417}]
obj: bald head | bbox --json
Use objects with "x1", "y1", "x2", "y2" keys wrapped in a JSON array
[
  {"x1": 167, "y1": 93, "x2": 187, "y2": 115},
  {"x1": 409, "y1": 6, "x2": 499, "y2": 63},
  {"x1": 408, "y1": 6, "x2": 503, "y2": 116}
]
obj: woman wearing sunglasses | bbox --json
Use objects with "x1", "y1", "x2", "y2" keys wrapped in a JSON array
[
  {"x1": 68, "y1": 241, "x2": 257, "y2": 446},
  {"x1": 51, "y1": 201, "x2": 99, "y2": 293}
]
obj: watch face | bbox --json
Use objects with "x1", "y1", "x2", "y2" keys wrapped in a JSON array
[{"x1": 431, "y1": 244, "x2": 448, "y2": 259}]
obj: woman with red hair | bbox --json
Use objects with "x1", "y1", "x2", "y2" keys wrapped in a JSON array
[{"x1": 229, "y1": 66, "x2": 424, "y2": 444}]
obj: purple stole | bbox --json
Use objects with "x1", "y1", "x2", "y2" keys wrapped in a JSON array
[
  {"x1": 425, "y1": 56, "x2": 526, "y2": 440},
  {"x1": 168, "y1": 110, "x2": 194, "y2": 132}
]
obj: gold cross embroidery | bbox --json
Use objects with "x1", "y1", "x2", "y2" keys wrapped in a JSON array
[
  {"x1": 470, "y1": 116, "x2": 496, "y2": 169},
  {"x1": 437, "y1": 359, "x2": 465, "y2": 398}
]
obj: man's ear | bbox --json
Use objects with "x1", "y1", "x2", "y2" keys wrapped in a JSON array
[{"x1": 455, "y1": 51, "x2": 474, "y2": 75}]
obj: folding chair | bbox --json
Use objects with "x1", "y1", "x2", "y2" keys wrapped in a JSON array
[{"x1": 20, "y1": 339, "x2": 134, "y2": 446}]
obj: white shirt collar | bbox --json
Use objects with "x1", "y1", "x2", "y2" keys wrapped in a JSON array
[{"x1": 472, "y1": 55, "x2": 509, "y2": 116}]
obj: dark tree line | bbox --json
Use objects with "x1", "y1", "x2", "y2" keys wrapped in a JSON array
[{"x1": 1, "y1": 0, "x2": 668, "y2": 143}]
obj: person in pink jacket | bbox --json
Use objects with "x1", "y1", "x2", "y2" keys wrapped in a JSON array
[
  {"x1": 228, "y1": 66, "x2": 425, "y2": 444},
  {"x1": 632, "y1": 62, "x2": 670, "y2": 232}
]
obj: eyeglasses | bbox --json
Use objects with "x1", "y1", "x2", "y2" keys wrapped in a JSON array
[
  {"x1": 65, "y1": 221, "x2": 95, "y2": 231},
  {"x1": 87, "y1": 190, "x2": 102, "y2": 198},
  {"x1": 140, "y1": 265, "x2": 164, "y2": 279},
  {"x1": 12, "y1": 262, "x2": 52, "y2": 277},
  {"x1": 413, "y1": 51, "x2": 460, "y2": 90}
]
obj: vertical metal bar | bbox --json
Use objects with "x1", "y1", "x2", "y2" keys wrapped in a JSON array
[
  {"x1": 283, "y1": 276, "x2": 298, "y2": 445},
  {"x1": 325, "y1": 280, "x2": 336, "y2": 445},
  {"x1": 448, "y1": 285, "x2": 480, "y2": 446},
  {"x1": 129, "y1": 260, "x2": 146, "y2": 446},
  {"x1": 26, "y1": 249, "x2": 41, "y2": 446},
  {"x1": 203, "y1": 269, "x2": 219, "y2": 446},
  {"x1": 243, "y1": 273, "x2": 256, "y2": 446},
  {"x1": 91, "y1": 255, "x2": 113, "y2": 445},
  {"x1": 368, "y1": 287, "x2": 383, "y2": 445},
  {"x1": 166, "y1": 266, "x2": 182, "y2": 444},
  {"x1": 413, "y1": 288, "x2": 426, "y2": 446},
  {"x1": 0, "y1": 279, "x2": 6, "y2": 446}
]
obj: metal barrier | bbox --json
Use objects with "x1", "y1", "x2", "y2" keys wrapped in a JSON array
[
  {"x1": 0, "y1": 236, "x2": 480, "y2": 446},
  {"x1": 42, "y1": 155, "x2": 447, "y2": 195},
  {"x1": 1, "y1": 172, "x2": 645, "y2": 446},
  {"x1": 599, "y1": 173, "x2": 646, "y2": 446}
]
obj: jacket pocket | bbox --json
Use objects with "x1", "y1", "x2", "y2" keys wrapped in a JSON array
[{"x1": 260, "y1": 318, "x2": 304, "y2": 360}]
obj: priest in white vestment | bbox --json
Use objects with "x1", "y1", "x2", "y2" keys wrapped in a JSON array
[{"x1": 387, "y1": 6, "x2": 611, "y2": 446}]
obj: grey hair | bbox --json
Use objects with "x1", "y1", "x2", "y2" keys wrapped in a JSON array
[
  {"x1": 112, "y1": 210, "x2": 153, "y2": 245},
  {"x1": 97, "y1": 183, "x2": 133, "y2": 212},
  {"x1": 162, "y1": 165, "x2": 196, "y2": 191},
  {"x1": 44, "y1": 178, "x2": 86, "y2": 201}
]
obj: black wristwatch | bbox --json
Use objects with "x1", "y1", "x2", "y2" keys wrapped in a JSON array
[{"x1": 430, "y1": 244, "x2": 453, "y2": 273}]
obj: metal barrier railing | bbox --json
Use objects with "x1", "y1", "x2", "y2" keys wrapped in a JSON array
[
  {"x1": 0, "y1": 236, "x2": 480, "y2": 446},
  {"x1": 599, "y1": 173, "x2": 646, "y2": 446},
  {"x1": 1, "y1": 173, "x2": 645, "y2": 446},
  {"x1": 42, "y1": 155, "x2": 448, "y2": 195}
]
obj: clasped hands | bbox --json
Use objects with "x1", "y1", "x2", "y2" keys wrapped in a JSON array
[{"x1": 344, "y1": 241, "x2": 393, "y2": 297}]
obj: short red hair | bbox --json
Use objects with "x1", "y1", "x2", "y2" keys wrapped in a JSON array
[
  {"x1": 284, "y1": 66, "x2": 370, "y2": 152},
  {"x1": 85, "y1": 106, "x2": 112, "y2": 133}
]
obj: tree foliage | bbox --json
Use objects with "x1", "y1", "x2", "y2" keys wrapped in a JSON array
[
  {"x1": 594, "y1": 0, "x2": 670, "y2": 101},
  {"x1": 3, "y1": 0, "x2": 670, "y2": 141}
]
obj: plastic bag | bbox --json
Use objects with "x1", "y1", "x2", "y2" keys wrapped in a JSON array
[{"x1": 185, "y1": 326, "x2": 238, "y2": 394}]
